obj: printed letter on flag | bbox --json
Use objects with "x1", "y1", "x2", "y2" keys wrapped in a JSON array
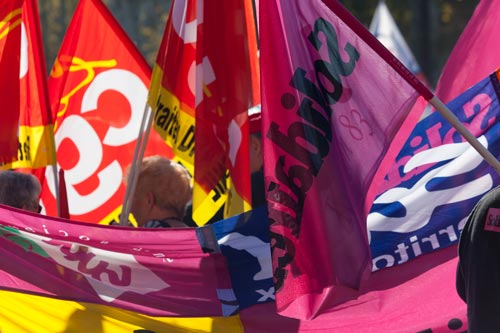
[
  {"x1": 42, "y1": 0, "x2": 171, "y2": 223},
  {"x1": 148, "y1": 0, "x2": 260, "y2": 225},
  {"x1": 260, "y1": 0, "x2": 429, "y2": 319}
]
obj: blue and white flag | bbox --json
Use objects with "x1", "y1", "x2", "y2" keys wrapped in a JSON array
[
  {"x1": 212, "y1": 205, "x2": 274, "y2": 309},
  {"x1": 368, "y1": 70, "x2": 500, "y2": 271}
]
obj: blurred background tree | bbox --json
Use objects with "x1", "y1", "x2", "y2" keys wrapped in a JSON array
[{"x1": 38, "y1": 0, "x2": 479, "y2": 88}]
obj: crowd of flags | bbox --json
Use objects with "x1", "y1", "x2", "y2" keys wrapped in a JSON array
[{"x1": 1, "y1": 0, "x2": 500, "y2": 332}]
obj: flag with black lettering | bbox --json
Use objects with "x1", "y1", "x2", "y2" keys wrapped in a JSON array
[
  {"x1": 260, "y1": 0, "x2": 430, "y2": 319},
  {"x1": 0, "y1": 0, "x2": 55, "y2": 168},
  {"x1": 41, "y1": 0, "x2": 171, "y2": 223},
  {"x1": 148, "y1": 0, "x2": 259, "y2": 225}
]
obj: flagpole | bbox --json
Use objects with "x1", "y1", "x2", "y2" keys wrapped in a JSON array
[
  {"x1": 28, "y1": 0, "x2": 61, "y2": 217},
  {"x1": 119, "y1": 102, "x2": 154, "y2": 226},
  {"x1": 327, "y1": 0, "x2": 500, "y2": 175},
  {"x1": 49, "y1": 135, "x2": 61, "y2": 217},
  {"x1": 429, "y1": 96, "x2": 500, "y2": 174}
]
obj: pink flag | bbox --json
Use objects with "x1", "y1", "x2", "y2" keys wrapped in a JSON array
[
  {"x1": 0, "y1": 205, "x2": 235, "y2": 317},
  {"x1": 240, "y1": 246, "x2": 467, "y2": 332},
  {"x1": 435, "y1": 0, "x2": 500, "y2": 104},
  {"x1": 260, "y1": 0, "x2": 430, "y2": 319}
]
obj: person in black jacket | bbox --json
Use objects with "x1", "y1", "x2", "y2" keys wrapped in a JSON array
[{"x1": 457, "y1": 185, "x2": 500, "y2": 332}]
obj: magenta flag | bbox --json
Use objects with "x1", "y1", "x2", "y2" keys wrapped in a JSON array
[
  {"x1": 260, "y1": 0, "x2": 429, "y2": 319},
  {"x1": 0, "y1": 205, "x2": 235, "y2": 317},
  {"x1": 435, "y1": 0, "x2": 500, "y2": 104}
]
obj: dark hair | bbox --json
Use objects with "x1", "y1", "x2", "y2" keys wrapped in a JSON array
[{"x1": 0, "y1": 170, "x2": 41, "y2": 211}]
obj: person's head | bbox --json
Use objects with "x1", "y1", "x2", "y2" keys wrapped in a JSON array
[
  {"x1": 128, "y1": 156, "x2": 192, "y2": 227},
  {"x1": 249, "y1": 112, "x2": 263, "y2": 173},
  {"x1": 0, "y1": 170, "x2": 41, "y2": 213}
]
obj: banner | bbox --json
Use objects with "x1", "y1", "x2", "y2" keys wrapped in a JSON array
[
  {"x1": 41, "y1": 0, "x2": 171, "y2": 224},
  {"x1": 0, "y1": 204, "x2": 235, "y2": 317},
  {"x1": 260, "y1": 0, "x2": 428, "y2": 319},
  {"x1": 0, "y1": 204, "x2": 468, "y2": 332},
  {"x1": 148, "y1": 0, "x2": 260, "y2": 225},
  {"x1": 369, "y1": 70, "x2": 500, "y2": 271},
  {"x1": 0, "y1": 0, "x2": 54, "y2": 168}
]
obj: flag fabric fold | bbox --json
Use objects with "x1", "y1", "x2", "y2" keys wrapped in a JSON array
[
  {"x1": 41, "y1": 0, "x2": 171, "y2": 224},
  {"x1": 260, "y1": 0, "x2": 428, "y2": 319}
]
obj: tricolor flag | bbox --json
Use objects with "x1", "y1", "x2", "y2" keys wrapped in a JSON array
[
  {"x1": 260, "y1": 0, "x2": 434, "y2": 319},
  {"x1": 41, "y1": 0, "x2": 171, "y2": 223},
  {"x1": 0, "y1": 0, "x2": 55, "y2": 169},
  {"x1": 147, "y1": 0, "x2": 260, "y2": 225}
]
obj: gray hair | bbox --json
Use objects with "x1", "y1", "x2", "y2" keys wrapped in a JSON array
[{"x1": 0, "y1": 170, "x2": 41, "y2": 211}]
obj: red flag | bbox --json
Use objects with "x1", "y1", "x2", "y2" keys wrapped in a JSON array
[
  {"x1": 260, "y1": 0, "x2": 431, "y2": 319},
  {"x1": 148, "y1": 0, "x2": 260, "y2": 225},
  {"x1": 0, "y1": 1, "x2": 23, "y2": 163},
  {"x1": 435, "y1": 0, "x2": 500, "y2": 104},
  {"x1": 41, "y1": 0, "x2": 171, "y2": 223},
  {"x1": 0, "y1": 0, "x2": 53, "y2": 168}
]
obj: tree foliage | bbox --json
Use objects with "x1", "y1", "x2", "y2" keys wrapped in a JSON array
[{"x1": 38, "y1": 0, "x2": 478, "y2": 87}]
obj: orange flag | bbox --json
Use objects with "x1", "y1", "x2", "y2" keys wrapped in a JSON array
[
  {"x1": 148, "y1": 0, "x2": 260, "y2": 225},
  {"x1": 41, "y1": 0, "x2": 171, "y2": 223},
  {"x1": 0, "y1": 0, "x2": 54, "y2": 168}
]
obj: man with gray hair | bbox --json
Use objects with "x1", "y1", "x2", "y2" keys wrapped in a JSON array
[
  {"x1": 127, "y1": 156, "x2": 191, "y2": 228},
  {"x1": 0, "y1": 170, "x2": 41, "y2": 213}
]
